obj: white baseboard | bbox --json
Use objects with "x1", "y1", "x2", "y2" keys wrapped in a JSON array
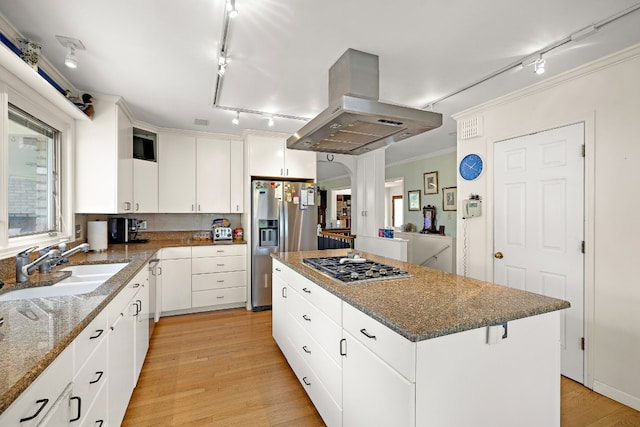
[{"x1": 593, "y1": 380, "x2": 640, "y2": 411}]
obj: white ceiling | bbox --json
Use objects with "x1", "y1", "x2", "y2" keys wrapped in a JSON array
[{"x1": 1, "y1": 0, "x2": 640, "y2": 181}]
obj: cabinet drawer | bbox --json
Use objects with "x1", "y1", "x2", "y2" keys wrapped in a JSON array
[
  {"x1": 161, "y1": 246, "x2": 191, "y2": 259},
  {"x1": 192, "y1": 244, "x2": 246, "y2": 258},
  {"x1": 192, "y1": 255, "x2": 246, "y2": 274},
  {"x1": 192, "y1": 287, "x2": 246, "y2": 308},
  {"x1": 343, "y1": 302, "x2": 416, "y2": 382},
  {"x1": 287, "y1": 274, "x2": 341, "y2": 324},
  {"x1": 192, "y1": 270, "x2": 246, "y2": 291},
  {"x1": 79, "y1": 377, "x2": 107, "y2": 427},
  {"x1": 287, "y1": 312, "x2": 342, "y2": 403},
  {"x1": 272, "y1": 259, "x2": 290, "y2": 283},
  {"x1": 74, "y1": 309, "x2": 107, "y2": 369},
  {"x1": 107, "y1": 281, "x2": 141, "y2": 326},
  {"x1": 73, "y1": 337, "x2": 108, "y2": 419},
  {"x1": 0, "y1": 347, "x2": 72, "y2": 426},
  {"x1": 288, "y1": 287, "x2": 342, "y2": 365},
  {"x1": 285, "y1": 336, "x2": 342, "y2": 427}
]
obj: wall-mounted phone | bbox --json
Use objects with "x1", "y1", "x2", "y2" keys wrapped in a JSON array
[{"x1": 462, "y1": 195, "x2": 481, "y2": 219}]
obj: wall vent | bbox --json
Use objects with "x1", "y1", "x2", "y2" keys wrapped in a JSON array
[
  {"x1": 459, "y1": 116, "x2": 483, "y2": 140},
  {"x1": 194, "y1": 118, "x2": 209, "y2": 126}
]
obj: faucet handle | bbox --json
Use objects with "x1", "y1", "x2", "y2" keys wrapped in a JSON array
[
  {"x1": 58, "y1": 243, "x2": 67, "y2": 253},
  {"x1": 17, "y1": 246, "x2": 37, "y2": 257}
]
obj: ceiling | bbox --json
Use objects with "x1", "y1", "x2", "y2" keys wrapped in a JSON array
[{"x1": 1, "y1": 0, "x2": 640, "y2": 181}]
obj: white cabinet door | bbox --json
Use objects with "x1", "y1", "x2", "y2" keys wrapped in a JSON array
[
  {"x1": 161, "y1": 258, "x2": 192, "y2": 312},
  {"x1": 285, "y1": 147, "x2": 317, "y2": 180},
  {"x1": 76, "y1": 96, "x2": 132, "y2": 213},
  {"x1": 133, "y1": 159, "x2": 158, "y2": 213},
  {"x1": 272, "y1": 273, "x2": 288, "y2": 351},
  {"x1": 355, "y1": 151, "x2": 384, "y2": 236},
  {"x1": 196, "y1": 136, "x2": 230, "y2": 213},
  {"x1": 230, "y1": 139, "x2": 244, "y2": 213},
  {"x1": 342, "y1": 330, "x2": 415, "y2": 427},
  {"x1": 247, "y1": 133, "x2": 285, "y2": 177},
  {"x1": 158, "y1": 132, "x2": 196, "y2": 212},
  {"x1": 129, "y1": 268, "x2": 150, "y2": 381},
  {"x1": 108, "y1": 299, "x2": 136, "y2": 427}
]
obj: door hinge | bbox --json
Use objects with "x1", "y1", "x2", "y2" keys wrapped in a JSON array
[
  {"x1": 581, "y1": 144, "x2": 585, "y2": 157},
  {"x1": 581, "y1": 241, "x2": 585, "y2": 253},
  {"x1": 581, "y1": 337, "x2": 585, "y2": 351}
]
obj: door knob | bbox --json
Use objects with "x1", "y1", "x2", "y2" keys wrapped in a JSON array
[{"x1": 494, "y1": 252, "x2": 504, "y2": 259}]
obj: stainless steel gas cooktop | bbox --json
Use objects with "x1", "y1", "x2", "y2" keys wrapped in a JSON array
[{"x1": 302, "y1": 256, "x2": 411, "y2": 284}]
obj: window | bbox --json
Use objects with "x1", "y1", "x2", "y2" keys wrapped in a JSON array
[{"x1": 7, "y1": 104, "x2": 59, "y2": 238}]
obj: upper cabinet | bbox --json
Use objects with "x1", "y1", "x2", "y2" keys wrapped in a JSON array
[
  {"x1": 247, "y1": 133, "x2": 316, "y2": 180},
  {"x1": 354, "y1": 150, "x2": 385, "y2": 237},
  {"x1": 158, "y1": 132, "x2": 244, "y2": 213},
  {"x1": 76, "y1": 95, "x2": 158, "y2": 214}
]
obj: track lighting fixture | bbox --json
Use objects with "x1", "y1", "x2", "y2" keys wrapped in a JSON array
[
  {"x1": 268, "y1": 117, "x2": 275, "y2": 127},
  {"x1": 534, "y1": 57, "x2": 546, "y2": 75},
  {"x1": 56, "y1": 35, "x2": 85, "y2": 69},
  {"x1": 227, "y1": 0, "x2": 238, "y2": 18},
  {"x1": 232, "y1": 111, "x2": 240, "y2": 125},
  {"x1": 218, "y1": 63, "x2": 227, "y2": 76},
  {"x1": 64, "y1": 46, "x2": 77, "y2": 68}
]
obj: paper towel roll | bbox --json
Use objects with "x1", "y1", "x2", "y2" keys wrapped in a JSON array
[{"x1": 87, "y1": 221, "x2": 108, "y2": 251}]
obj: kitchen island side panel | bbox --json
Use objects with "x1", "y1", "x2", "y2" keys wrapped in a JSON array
[{"x1": 415, "y1": 310, "x2": 561, "y2": 427}]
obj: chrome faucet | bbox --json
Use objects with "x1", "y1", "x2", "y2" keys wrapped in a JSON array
[
  {"x1": 56, "y1": 243, "x2": 90, "y2": 265},
  {"x1": 15, "y1": 246, "x2": 59, "y2": 283}
]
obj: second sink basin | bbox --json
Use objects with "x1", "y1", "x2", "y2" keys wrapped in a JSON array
[{"x1": 0, "y1": 262, "x2": 129, "y2": 301}]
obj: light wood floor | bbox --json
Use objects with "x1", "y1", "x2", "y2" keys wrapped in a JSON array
[{"x1": 124, "y1": 309, "x2": 640, "y2": 427}]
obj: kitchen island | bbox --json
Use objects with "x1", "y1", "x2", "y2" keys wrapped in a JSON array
[{"x1": 272, "y1": 249, "x2": 570, "y2": 427}]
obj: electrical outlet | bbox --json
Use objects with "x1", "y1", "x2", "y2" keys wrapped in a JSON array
[
  {"x1": 75, "y1": 224, "x2": 81, "y2": 238},
  {"x1": 138, "y1": 220, "x2": 148, "y2": 230}
]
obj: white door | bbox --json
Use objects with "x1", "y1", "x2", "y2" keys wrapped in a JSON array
[{"x1": 493, "y1": 123, "x2": 584, "y2": 383}]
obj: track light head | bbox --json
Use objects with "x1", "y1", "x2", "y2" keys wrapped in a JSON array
[
  {"x1": 534, "y1": 58, "x2": 546, "y2": 75},
  {"x1": 232, "y1": 111, "x2": 240, "y2": 125},
  {"x1": 227, "y1": 0, "x2": 238, "y2": 18}
]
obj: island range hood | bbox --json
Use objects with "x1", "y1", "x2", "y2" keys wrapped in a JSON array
[{"x1": 287, "y1": 49, "x2": 442, "y2": 155}]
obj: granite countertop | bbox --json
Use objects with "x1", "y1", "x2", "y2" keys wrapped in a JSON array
[
  {"x1": 0, "y1": 238, "x2": 246, "y2": 415},
  {"x1": 273, "y1": 249, "x2": 570, "y2": 342}
]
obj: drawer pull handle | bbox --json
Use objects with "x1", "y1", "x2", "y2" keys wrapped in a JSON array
[
  {"x1": 275, "y1": 268, "x2": 281, "y2": 272},
  {"x1": 217, "y1": 250, "x2": 225, "y2": 253},
  {"x1": 282, "y1": 287, "x2": 287, "y2": 298},
  {"x1": 70, "y1": 396, "x2": 82, "y2": 422},
  {"x1": 340, "y1": 338, "x2": 347, "y2": 356},
  {"x1": 302, "y1": 287, "x2": 311, "y2": 294},
  {"x1": 302, "y1": 377, "x2": 311, "y2": 386},
  {"x1": 90, "y1": 371, "x2": 104, "y2": 384},
  {"x1": 303, "y1": 345, "x2": 311, "y2": 354},
  {"x1": 132, "y1": 283, "x2": 140, "y2": 288},
  {"x1": 217, "y1": 264, "x2": 225, "y2": 267},
  {"x1": 20, "y1": 398, "x2": 49, "y2": 422},
  {"x1": 216, "y1": 296, "x2": 225, "y2": 299},
  {"x1": 89, "y1": 329, "x2": 104, "y2": 340},
  {"x1": 302, "y1": 315, "x2": 311, "y2": 322},
  {"x1": 360, "y1": 328, "x2": 377, "y2": 340},
  {"x1": 96, "y1": 421, "x2": 104, "y2": 427}
]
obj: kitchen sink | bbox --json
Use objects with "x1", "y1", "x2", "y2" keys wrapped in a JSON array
[{"x1": 0, "y1": 262, "x2": 128, "y2": 301}]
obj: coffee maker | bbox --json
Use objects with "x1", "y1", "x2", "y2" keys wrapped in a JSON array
[{"x1": 108, "y1": 218, "x2": 148, "y2": 243}]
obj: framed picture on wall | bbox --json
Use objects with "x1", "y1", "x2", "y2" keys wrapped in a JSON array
[
  {"x1": 443, "y1": 187, "x2": 457, "y2": 211},
  {"x1": 408, "y1": 190, "x2": 421, "y2": 211},
  {"x1": 424, "y1": 171, "x2": 438, "y2": 194}
]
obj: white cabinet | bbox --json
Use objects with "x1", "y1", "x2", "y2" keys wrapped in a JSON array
[
  {"x1": 354, "y1": 150, "x2": 385, "y2": 236},
  {"x1": 271, "y1": 260, "x2": 342, "y2": 426},
  {"x1": 76, "y1": 95, "x2": 158, "y2": 213},
  {"x1": 158, "y1": 133, "x2": 244, "y2": 213},
  {"x1": 132, "y1": 158, "x2": 158, "y2": 213},
  {"x1": 191, "y1": 245, "x2": 247, "y2": 308},
  {"x1": 0, "y1": 347, "x2": 72, "y2": 426},
  {"x1": 230, "y1": 140, "x2": 244, "y2": 213},
  {"x1": 158, "y1": 132, "x2": 196, "y2": 212},
  {"x1": 133, "y1": 269, "x2": 150, "y2": 381},
  {"x1": 342, "y1": 303, "x2": 415, "y2": 427},
  {"x1": 247, "y1": 133, "x2": 316, "y2": 179},
  {"x1": 107, "y1": 281, "x2": 139, "y2": 427},
  {"x1": 160, "y1": 247, "x2": 192, "y2": 312}
]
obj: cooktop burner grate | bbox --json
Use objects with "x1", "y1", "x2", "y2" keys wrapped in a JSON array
[{"x1": 302, "y1": 256, "x2": 411, "y2": 283}]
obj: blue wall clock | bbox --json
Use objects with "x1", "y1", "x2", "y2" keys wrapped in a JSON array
[{"x1": 459, "y1": 153, "x2": 483, "y2": 181}]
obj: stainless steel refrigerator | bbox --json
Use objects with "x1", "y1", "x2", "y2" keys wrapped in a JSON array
[{"x1": 251, "y1": 179, "x2": 317, "y2": 310}]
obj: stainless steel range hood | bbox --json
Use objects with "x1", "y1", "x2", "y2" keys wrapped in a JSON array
[{"x1": 287, "y1": 49, "x2": 442, "y2": 155}]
